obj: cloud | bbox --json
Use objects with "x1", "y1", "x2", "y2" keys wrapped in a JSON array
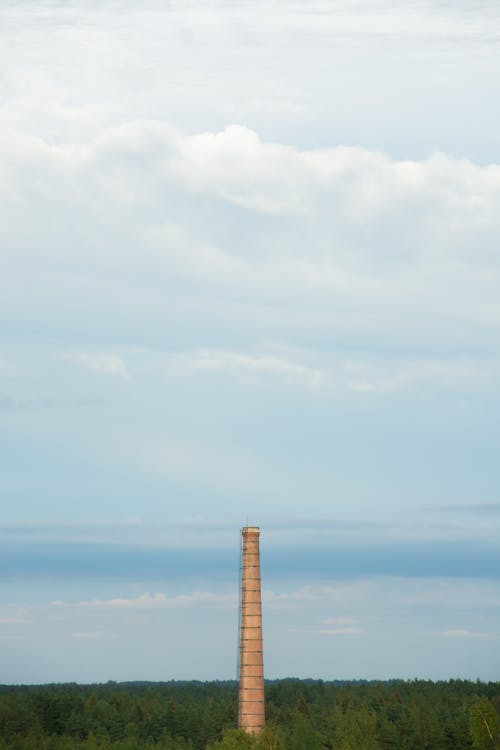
[
  {"x1": 0, "y1": 514, "x2": 490, "y2": 548},
  {"x1": 63, "y1": 353, "x2": 131, "y2": 380},
  {"x1": 3, "y1": 529, "x2": 500, "y2": 583},
  {"x1": 343, "y1": 358, "x2": 489, "y2": 394},
  {"x1": 289, "y1": 626, "x2": 364, "y2": 636},
  {"x1": 440, "y1": 629, "x2": 490, "y2": 638},
  {"x1": 171, "y1": 349, "x2": 327, "y2": 389},
  {"x1": 171, "y1": 125, "x2": 305, "y2": 214},
  {"x1": 318, "y1": 627, "x2": 364, "y2": 635},
  {"x1": 2, "y1": 120, "x2": 500, "y2": 369},
  {"x1": 53, "y1": 591, "x2": 237, "y2": 610},
  {"x1": 1, "y1": 0, "x2": 498, "y2": 174},
  {"x1": 5, "y1": 576, "x2": 500, "y2": 683}
]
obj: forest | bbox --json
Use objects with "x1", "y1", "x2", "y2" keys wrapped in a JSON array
[{"x1": 0, "y1": 678, "x2": 499, "y2": 750}]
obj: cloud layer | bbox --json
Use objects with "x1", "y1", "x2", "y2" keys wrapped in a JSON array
[{"x1": 2, "y1": 122, "x2": 500, "y2": 352}]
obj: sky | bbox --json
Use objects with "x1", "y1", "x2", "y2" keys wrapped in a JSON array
[{"x1": 1, "y1": 0, "x2": 500, "y2": 684}]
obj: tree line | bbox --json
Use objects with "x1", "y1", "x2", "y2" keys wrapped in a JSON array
[{"x1": 0, "y1": 678, "x2": 499, "y2": 749}]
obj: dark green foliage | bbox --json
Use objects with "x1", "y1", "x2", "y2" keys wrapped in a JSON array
[{"x1": 0, "y1": 679, "x2": 498, "y2": 749}]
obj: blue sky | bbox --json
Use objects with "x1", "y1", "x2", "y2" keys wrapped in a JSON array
[{"x1": 1, "y1": 0, "x2": 500, "y2": 683}]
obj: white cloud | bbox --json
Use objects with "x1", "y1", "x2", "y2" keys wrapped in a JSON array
[
  {"x1": 440, "y1": 629, "x2": 490, "y2": 638},
  {"x1": 318, "y1": 627, "x2": 365, "y2": 635},
  {"x1": 53, "y1": 591, "x2": 237, "y2": 610},
  {"x1": 343, "y1": 357, "x2": 490, "y2": 394},
  {"x1": 289, "y1": 626, "x2": 364, "y2": 636},
  {"x1": 171, "y1": 125, "x2": 305, "y2": 214},
  {"x1": 139, "y1": 344, "x2": 491, "y2": 400},
  {"x1": 2, "y1": 0, "x2": 498, "y2": 165},
  {"x1": 171, "y1": 349, "x2": 327, "y2": 390},
  {"x1": 71, "y1": 631, "x2": 114, "y2": 639},
  {"x1": 63, "y1": 353, "x2": 131, "y2": 380},
  {"x1": 2, "y1": 121, "x2": 500, "y2": 356}
]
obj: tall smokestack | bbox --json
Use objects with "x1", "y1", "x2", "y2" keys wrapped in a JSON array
[{"x1": 238, "y1": 526, "x2": 265, "y2": 734}]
